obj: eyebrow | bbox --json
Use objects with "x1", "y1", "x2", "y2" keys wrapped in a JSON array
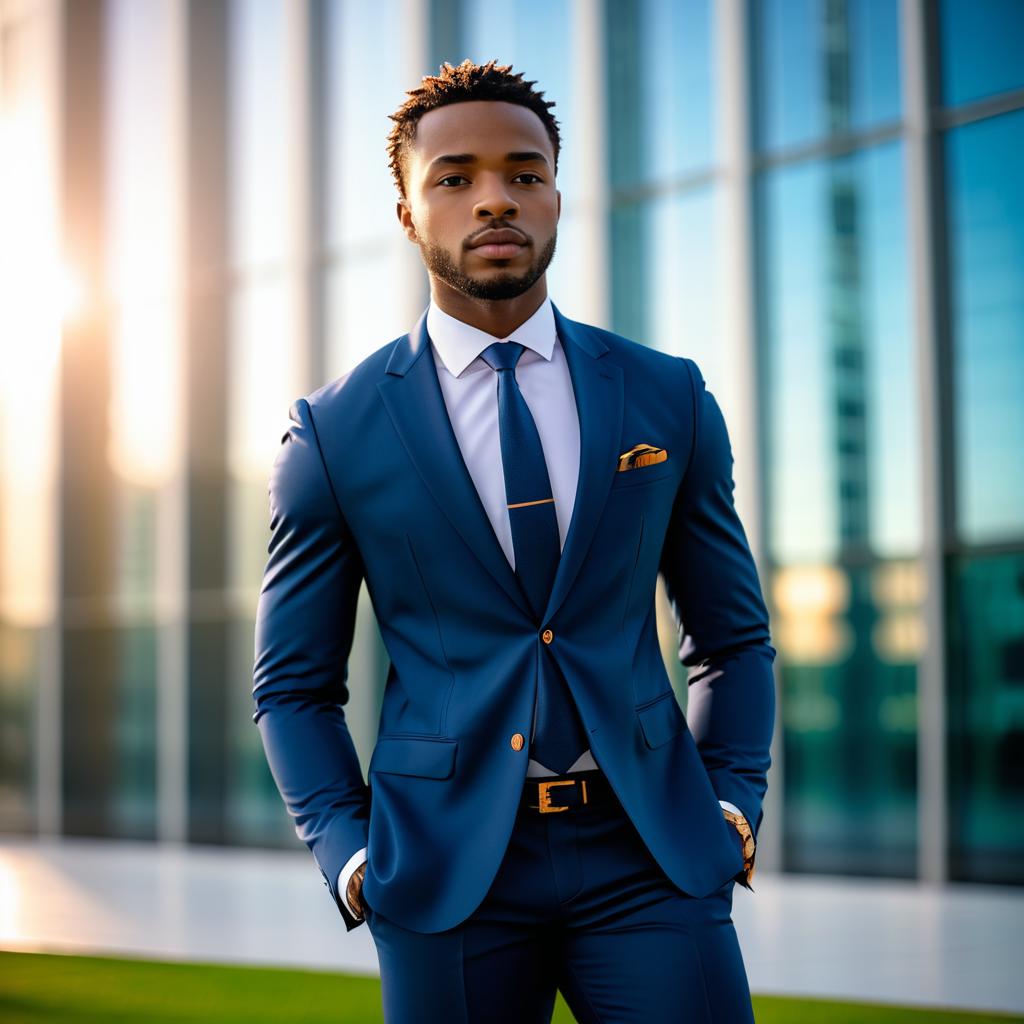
[{"x1": 426, "y1": 151, "x2": 550, "y2": 173}]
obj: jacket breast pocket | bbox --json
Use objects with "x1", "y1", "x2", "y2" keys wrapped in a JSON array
[
  {"x1": 636, "y1": 690, "x2": 686, "y2": 749},
  {"x1": 610, "y1": 460, "x2": 678, "y2": 490},
  {"x1": 369, "y1": 736, "x2": 458, "y2": 779}
]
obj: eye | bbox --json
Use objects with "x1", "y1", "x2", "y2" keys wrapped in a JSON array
[
  {"x1": 514, "y1": 172, "x2": 543, "y2": 184},
  {"x1": 438, "y1": 175, "x2": 468, "y2": 187}
]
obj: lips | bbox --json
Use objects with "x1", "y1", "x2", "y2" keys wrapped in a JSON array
[{"x1": 468, "y1": 228, "x2": 528, "y2": 259}]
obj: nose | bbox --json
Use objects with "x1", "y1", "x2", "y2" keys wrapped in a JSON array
[{"x1": 472, "y1": 172, "x2": 520, "y2": 221}]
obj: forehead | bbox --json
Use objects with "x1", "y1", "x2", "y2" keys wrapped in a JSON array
[{"x1": 410, "y1": 100, "x2": 553, "y2": 166}]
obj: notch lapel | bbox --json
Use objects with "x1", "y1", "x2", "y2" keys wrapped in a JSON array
[
  {"x1": 377, "y1": 308, "x2": 533, "y2": 617},
  {"x1": 376, "y1": 303, "x2": 623, "y2": 626},
  {"x1": 541, "y1": 303, "x2": 623, "y2": 624}
]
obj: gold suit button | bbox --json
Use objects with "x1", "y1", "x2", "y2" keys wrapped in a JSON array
[
  {"x1": 541, "y1": 628, "x2": 554, "y2": 644},
  {"x1": 510, "y1": 733, "x2": 525, "y2": 751}
]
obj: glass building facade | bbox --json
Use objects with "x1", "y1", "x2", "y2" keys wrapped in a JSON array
[{"x1": 0, "y1": 0, "x2": 1021, "y2": 887}]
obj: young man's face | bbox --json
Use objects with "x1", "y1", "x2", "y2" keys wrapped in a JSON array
[{"x1": 397, "y1": 99, "x2": 561, "y2": 301}]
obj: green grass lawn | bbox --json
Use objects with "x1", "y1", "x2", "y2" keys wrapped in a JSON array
[{"x1": 1, "y1": 952, "x2": 1020, "y2": 1023}]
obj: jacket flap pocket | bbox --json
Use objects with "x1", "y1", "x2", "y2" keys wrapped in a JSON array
[
  {"x1": 370, "y1": 736, "x2": 458, "y2": 779},
  {"x1": 636, "y1": 692, "x2": 685, "y2": 749}
]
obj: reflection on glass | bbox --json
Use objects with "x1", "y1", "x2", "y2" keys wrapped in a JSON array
[
  {"x1": 111, "y1": 624, "x2": 159, "y2": 836},
  {"x1": 106, "y1": 0, "x2": 181, "y2": 626},
  {"x1": 946, "y1": 110, "x2": 1024, "y2": 544},
  {"x1": 460, "y1": 0, "x2": 578, "y2": 191},
  {"x1": 0, "y1": 10, "x2": 61, "y2": 634},
  {"x1": 761, "y1": 144, "x2": 917, "y2": 562},
  {"x1": 753, "y1": 0, "x2": 900, "y2": 153},
  {"x1": 228, "y1": 276, "x2": 303, "y2": 592},
  {"x1": 325, "y1": 248, "x2": 417, "y2": 378},
  {"x1": 1, "y1": 8, "x2": 59, "y2": 825},
  {"x1": 227, "y1": 616, "x2": 296, "y2": 844},
  {"x1": 62, "y1": 623, "x2": 157, "y2": 838},
  {"x1": 322, "y1": 0, "x2": 408, "y2": 253},
  {"x1": 226, "y1": 0, "x2": 306, "y2": 845},
  {"x1": 320, "y1": 0, "x2": 423, "y2": 375},
  {"x1": 0, "y1": 624, "x2": 41, "y2": 832},
  {"x1": 947, "y1": 552, "x2": 1024, "y2": 885},
  {"x1": 939, "y1": 0, "x2": 1024, "y2": 107},
  {"x1": 945, "y1": 108, "x2": 1024, "y2": 885},
  {"x1": 106, "y1": 0, "x2": 181, "y2": 496},
  {"x1": 611, "y1": 187, "x2": 725, "y2": 386},
  {"x1": 58, "y1": 0, "x2": 182, "y2": 838},
  {"x1": 606, "y1": 0, "x2": 714, "y2": 187},
  {"x1": 229, "y1": 0, "x2": 288, "y2": 269},
  {"x1": 759, "y1": 142, "x2": 920, "y2": 876},
  {"x1": 459, "y1": 0, "x2": 590, "y2": 319},
  {"x1": 543, "y1": 212, "x2": 588, "y2": 323}
]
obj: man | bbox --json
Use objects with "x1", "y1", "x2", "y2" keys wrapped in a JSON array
[{"x1": 253, "y1": 59, "x2": 775, "y2": 1022}]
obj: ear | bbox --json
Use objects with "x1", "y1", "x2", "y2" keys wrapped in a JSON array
[
  {"x1": 556, "y1": 188, "x2": 561, "y2": 222},
  {"x1": 397, "y1": 198, "x2": 419, "y2": 243}
]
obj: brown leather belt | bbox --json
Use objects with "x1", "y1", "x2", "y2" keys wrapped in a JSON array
[{"x1": 519, "y1": 769, "x2": 615, "y2": 814}]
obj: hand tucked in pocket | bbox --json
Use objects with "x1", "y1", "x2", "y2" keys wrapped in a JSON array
[{"x1": 347, "y1": 860, "x2": 368, "y2": 917}]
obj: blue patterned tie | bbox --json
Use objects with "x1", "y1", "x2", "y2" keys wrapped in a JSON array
[{"x1": 479, "y1": 340, "x2": 588, "y2": 774}]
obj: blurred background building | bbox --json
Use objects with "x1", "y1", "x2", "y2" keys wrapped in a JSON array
[{"x1": 0, "y1": 0, "x2": 1021, "y2": 891}]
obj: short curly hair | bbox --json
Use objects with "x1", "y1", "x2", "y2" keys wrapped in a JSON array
[{"x1": 386, "y1": 58, "x2": 561, "y2": 200}]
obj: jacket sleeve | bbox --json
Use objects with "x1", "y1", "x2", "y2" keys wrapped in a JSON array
[
  {"x1": 658, "y1": 357, "x2": 777, "y2": 844},
  {"x1": 252, "y1": 396, "x2": 370, "y2": 930}
]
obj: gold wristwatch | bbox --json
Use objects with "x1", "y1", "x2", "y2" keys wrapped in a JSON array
[
  {"x1": 721, "y1": 809, "x2": 756, "y2": 890},
  {"x1": 347, "y1": 861, "x2": 367, "y2": 917}
]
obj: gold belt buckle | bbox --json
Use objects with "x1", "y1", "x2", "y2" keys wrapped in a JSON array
[{"x1": 536, "y1": 778, "x2": 588, "y2": 813}]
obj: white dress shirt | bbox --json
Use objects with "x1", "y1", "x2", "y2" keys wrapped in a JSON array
[{"x1": 337, "y1": 295, "x2": 743, "y2": 916}]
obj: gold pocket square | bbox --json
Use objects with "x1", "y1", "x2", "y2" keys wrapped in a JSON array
[{"x1": 617, "y1": 443, "x2": 668, "y2": 472}]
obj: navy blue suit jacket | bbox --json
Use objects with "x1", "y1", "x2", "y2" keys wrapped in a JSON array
[{"x1": 252, "y1": 302, "x2": 776, "y2": 934}]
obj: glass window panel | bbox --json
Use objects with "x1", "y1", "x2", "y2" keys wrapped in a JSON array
[
  {"x1": 110, "y1": 623, "x2": 159, "y2": 836},
  {"x1": 945, "y1": 109, "x2": 1024, "y2": 885},
  {"x1": 0, "y1": 623, "x2": 41, "y2": 831},
  {"x1": 946, "y1": 110, "x2": 1024, "y2": 545},
  {"x1": 0, "y1": 10, "x2": 61, "y2": 632},
  {"x1": 229, "y1": 0, "x2": 289, "y2": 269},
  {"x1": 325, "y1": 245, "x2": 420, "y2": 378},
  {"x1": 62, "y1": 623, "x2": 157, "y2": 838},
  {"x1": 611, "y1": 186, "x2": 725, "y2": 387},
  {"x1": 758, "y1": 143, "x2": 920, "y2": 876},
  {"x1": 939, "y1": 0, "x2": 1024, "y2": 107},
  {"x1": 58, "y1": 0, "x2": 182, "y2": 839},
  {"x1": 541, "y1": 211, "x2": 587, "y2": 323},
  {"x1": 228, "y1": 274, "x2": 304, "y2": 593},
  {"x1": 607, "y1": 0, "x2": 715, "y2": 187},
  {"x1": 753, "y1": 0, "x2": 901, "y2": 153},
  {"x1": 106, "y1": 0, "x2": 182, "y2": 620},
  {"x1": 322, "y1": 0, "x2": 409, "y2": 252},
  {"x1": 947, "y1": 551, "x2": 1024, "y2": 885},
  {"x1": 226, "y1": 614, "x2": 296, "y2": 845},
  {"x1": 760, "y1": 145, "x2": 918, "y2": 562},
  {"x1": 0, "y1": 10, "x2": 61, "y2": 832},
  {"x1": 389, "y1": 0, "x2": 589, "y2": 338},
  {"x1": 460, "y1": 0, "x2": 579, "y2": 197}
]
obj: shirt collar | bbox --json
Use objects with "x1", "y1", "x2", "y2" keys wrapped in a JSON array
[{"x1": 426, "y1": 295, "x2": 556, "y2": 378}]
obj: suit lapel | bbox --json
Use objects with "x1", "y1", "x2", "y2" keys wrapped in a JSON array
[
  {"x1": 376, "y1": 302, "x2": 623, "y2": 625},
  {"x1": 542, "y1": 303, "x2": 623, "y2": 623},
  {"x1": 378, "y1": 307, "x2": 532, "y2": 616}
]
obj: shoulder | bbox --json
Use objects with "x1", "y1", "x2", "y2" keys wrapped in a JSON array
[
  {"x1": 560, "y1": 313, "x2": 701, "y2": 396},
  {"x1": 305, "y1": 334, "x2": 404, "y2": 416}
]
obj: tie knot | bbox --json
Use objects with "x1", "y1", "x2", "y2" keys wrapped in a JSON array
[{"x1": 479, "y1": 340, "x2": 525, "y2": 373}]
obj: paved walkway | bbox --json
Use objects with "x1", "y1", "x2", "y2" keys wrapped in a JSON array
[{"x1": 1, "y1": 835, "x2": 1021, "y2": 1016}]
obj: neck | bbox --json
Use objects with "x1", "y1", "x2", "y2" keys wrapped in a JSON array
[{"x1": 430, "y1": 278, "x2": 548, "y2": 339}]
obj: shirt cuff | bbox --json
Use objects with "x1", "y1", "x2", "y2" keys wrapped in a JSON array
[{"x1": 337, "y1": 846, "x2": 368, "y2": 918}]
